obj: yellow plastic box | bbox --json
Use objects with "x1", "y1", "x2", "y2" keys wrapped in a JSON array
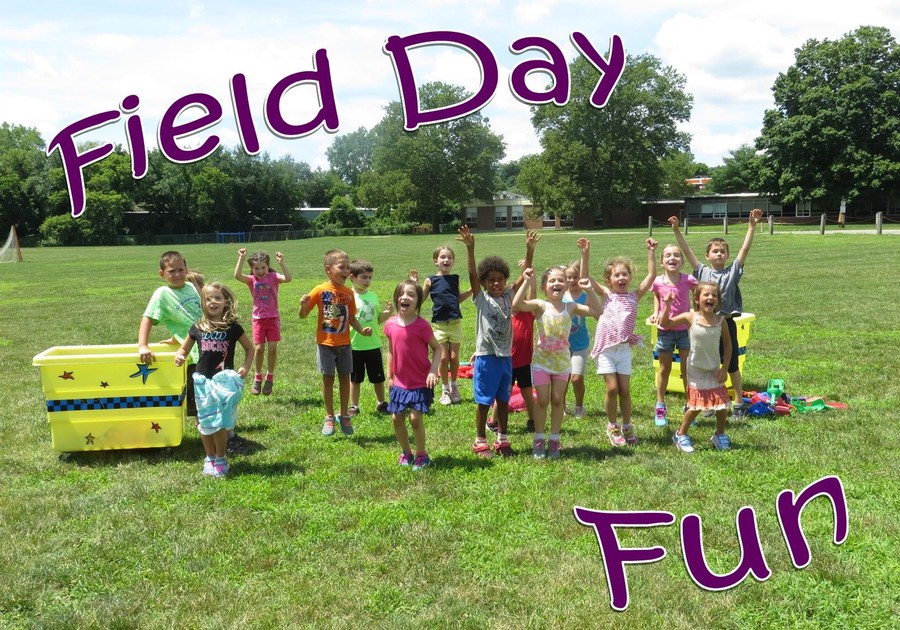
[
  {"x1": 33, "y1": 344, "x2": 186, "y2": 452},
  {"x1": 647, "y1": 313, "x2": 756, "y2": 394}
]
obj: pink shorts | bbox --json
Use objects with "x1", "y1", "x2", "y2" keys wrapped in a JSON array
[
  {"x1": 252, "y1": 317, "x2": 281, "y2": 344},
  {"x1": 531, "y1": 366, "x2": 570, "y2": 387}
]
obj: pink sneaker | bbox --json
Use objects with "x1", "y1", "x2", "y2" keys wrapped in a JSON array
[{"x1": 606, "y1": 424, "x2": 626, "y2": 447}]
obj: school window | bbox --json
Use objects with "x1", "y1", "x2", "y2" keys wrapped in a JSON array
[
  {"x1": 495, "y1": 206, "x2": 508, "y2": 229},
  {"x1": 465, "y1": 207, "x2": 478, "y2": 227},
  {"x1": 510, "y1": 205, "x2": 524, "y2": 228},
  {"x1": 795, "y1": 201, "x2": 811, "y2": 217}
]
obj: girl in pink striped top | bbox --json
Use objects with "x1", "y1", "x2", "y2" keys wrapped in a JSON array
[{"x1": 590, "y1": 238, "x2": 657, "y2": 447}]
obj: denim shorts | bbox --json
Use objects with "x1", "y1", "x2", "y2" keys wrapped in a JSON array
[{"x1": 655, "y1": 329, "x2": 690, "y2": 353}]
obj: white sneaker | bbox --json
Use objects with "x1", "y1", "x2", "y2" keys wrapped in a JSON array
[
  {"x1": 573, "y1": 405, "x2": 585, "y2": 418},
  {"x1": 439, "y1": 388, "x2": 452, "y2": 405},
  {"x1": 673, "y1": 431, "x2": 695, "y2": 453},
  {"x1": 710, "y1": 433, "x2": 731, "y2": 451}
]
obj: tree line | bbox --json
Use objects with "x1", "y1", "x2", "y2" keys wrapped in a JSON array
[{"x1": 2, "y1": 25, "x2": 897, "y2": 244}]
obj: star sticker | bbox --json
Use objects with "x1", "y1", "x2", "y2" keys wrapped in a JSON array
[
  {"x1": 59, "y1": 371, "x2": 74, "y2": 380},
  {"x1": 85, "y1": 433, "x2": 95, "y2": 445},
  {"x1": 100, "y1": 381, "x2": 109, "y2": 388},
  {"x1": 150, "y1": 422, "x2": 161, "y2": 433},
  {"x1": 130, "y1": 364, "x2": 158, "y2": 384}
]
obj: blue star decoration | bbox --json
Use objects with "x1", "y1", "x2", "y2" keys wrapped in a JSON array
[
  {"x1": 85, "y1": 433, "x2": 95, "y2": 445},
  {"x1": 150, "y1": 422, "x2": 161, "y2": 433},
  {"x1": 130, "y1": 364, "x2": 158, "y2": 384}
]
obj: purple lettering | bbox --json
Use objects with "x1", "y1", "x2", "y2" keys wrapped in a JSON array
[
  {"x1": 681, "y1": 507, "x2": 772, "y2": 591},
  {"x1": 158, "y1": 93, "x2": 223, "y2": 163},
  {"x1": 570, "y1": 32, "x2": 626, "y2": 108},
  {"x1": 383, "y1": 31, "x2": 499, "y2": 131},
  {"x1": 508, "y1": 36, "x2": 569, "y2": 105},
  {"x1": 120, "y1": 95, "x2": 147, "y2": 179},
  {"x1": 46, "y1": 110, "x2": 120, "y2": 218},
  {"x1": 776, "y1": 475, "x2": 848, "y2": 569},
  {"x1": 573, "y1": 507, "x2": 675, "y2": 611},
  {"x1": 230, "y1": 73, "x2": 260, "y2": 154},
  {"x1": 265, "y1": 49, "x2": 339, "y2": 138}
]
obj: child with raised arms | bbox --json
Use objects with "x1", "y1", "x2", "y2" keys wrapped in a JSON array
[
  {"x1": 513, "y1": 261, "x2": 602, "y2": 459},
  {"x1": 669, "y1": 208, "x2": 763, "y2": 415},
  {"x1": 234, "y1": 248, "x2": 292, "y2": 395},
  {"x1": 457, "y1": 226, "x2": 536, "y2": 458},
  {"x1": 349, "y1": 259, "x2": 393, "y2": 417},
  {"x1": 590, "y1": 239, "x2": 658, "y2": 447},
  {"x1": 383, "y1": 279, "x2": 443, "y2": 471},
  {"x1": 649, "y1": 244, "x2": 698, "y2": 425},
  {"x1": 409, "y1": 245, "x2": 471, "y2": 405},
  {"x1": 299, "y1": 249, "x2": 372, "y2": 437},
  {"x1": 659, "y1": 282, "x2": 733, "y2": 452},
  {"x1": 174, "y1": 282, "x2": 254, "y2": 477},
  {"x1": 563, "y1": 238, "x2": 595, "y2": 418}
]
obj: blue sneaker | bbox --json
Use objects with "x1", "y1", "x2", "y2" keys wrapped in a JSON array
[
  {"x1": 655, "y1": 403, "x2": 668, "y2": 426},
  {"x1": 322, "y1": 415, "x2": 336, "y2": 436},
  {"x1": 412, "y1": 453, "x2": 431, "y2": 471},
  {"x1": 339, "y1": 415, "x2": 354, "y2": 436},
  {"x1": 212, "y1": 457, "x2": 229, "y2": 477},
  {"x1": 673, "y1": 431, "x2": 695, "y2": 453},
  {"x1": 710, "y1": 433, "x2": 731, "y2": 451}
]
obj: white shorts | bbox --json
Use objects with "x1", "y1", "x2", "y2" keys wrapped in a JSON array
[
  {"x1": 595, "y1": 343, "x2": 633, "y2": 376},
  {"x1": 570, "y1": 347, "x2": 590, "y2": 376}
]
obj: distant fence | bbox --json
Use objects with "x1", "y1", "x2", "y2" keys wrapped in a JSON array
[{"x1": 648, "y1": 212, "x2": 898, "y2": 236}]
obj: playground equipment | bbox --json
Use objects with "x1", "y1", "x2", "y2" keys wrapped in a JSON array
[
  {"x1": 647, "y1": 313, "x2": 756, "y2": 394},
  {"x1": 33, "y1": 344, "x2": 186, "y2": 453}
]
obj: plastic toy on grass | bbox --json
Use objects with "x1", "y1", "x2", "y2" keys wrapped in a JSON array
[{"x1": 33, "y1": 344, "x2": 186, "y2": 453}]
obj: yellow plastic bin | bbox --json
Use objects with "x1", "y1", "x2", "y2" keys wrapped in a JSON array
[
  {"x1": 32, "y1": 344, "x2": 186, "y2": 452},
  {"x1": 647, "y1": 313, "x2": 756, "y2": 394}
]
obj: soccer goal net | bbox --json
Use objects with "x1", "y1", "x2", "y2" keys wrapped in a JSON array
[
  {"x1": 248, "y1": 223, "x2": 293, "y2": 242},
  {"x1": 0, "y1": 226, "x2": 23, "y2": 263}
]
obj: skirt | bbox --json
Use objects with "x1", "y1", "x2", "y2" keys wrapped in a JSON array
[
  {"x1": 686, "y1": 367, "x2": 730, "y2": 412},
  {"x1": 387, "y1": 385, "x2": 434, "y2": 414}
]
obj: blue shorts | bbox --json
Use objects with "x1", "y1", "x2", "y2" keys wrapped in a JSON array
[
  {"x1": 655, "y1": 329, "x2": 690, "y2": 353},
  {"x1": 473, "y1": 355, "x2": 512, "y2": 406}
]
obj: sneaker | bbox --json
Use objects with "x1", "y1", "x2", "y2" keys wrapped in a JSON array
[
  {"x1": 710, "y1": 433, "x2": 731, "y2": 451},
  {"x1": 622, "y1": 424, "x2": 638, "y2": 446},
  {"x1": 412, "y1": 454, "x2": 431, "y2": 471},
  {"x1": 439, "y1": 388, "x2": 452, "y2": 405},
  {"x1": 376, "y1": 401, "x2": 390, "y2": 414},
  {"x1": 532, "y1": 438, "x2": 546, "y2": 459},
  {"x1": 573, "y1": 405, "x2": 585, "y2": 418},
  {"x1": 526, "y1": 418, "x2": 535, "y2": 432},
  {"x1": 226, "y1": 433, "x2": 253, "y2": 455},
  {"x1": 486, "y1": 415, "x2": 498, "y2": 432},
  {"x1": 348, "y1": 404, "x2": 360, "y2": 418},
  {"x1": 261, "y1": 379, "x2": 273, "y2": 395},
  {"x1": 493, "y1": 441, "x2": 514, "y2": 457},
  {"x1": 322, "y1": 415, "x2": 336, "y2": 436},
  {"x1": 673, "y1": 431, "x2": 695, "y2": 453},
  {"x1": 655, "y1": 404, "x2": 668, "y2": 427},
  {"x1": 449, "y1": 383, "x2": 462, "y2": 404},
  {"x1": 398, "y1": 451, "x2": 413, "y2": 466},
  {"x1": 472, "y1": 441, "x2": 493, "y2": 458},
  {"x1": 250, "y1": 379, "x2": 262, "y2": 395},
  {"x1": 606, "y1": 425, "x2": 626, "y2": 447},
  {"x1": 339, "y1": 415, "x2": 354, "y2": 436},
  {"x1": 731, "y1": 404, "x2": 745, "y2": 418},
  {"x1": 211, "y1": 457, "x2": 229, "y2": 477},
  {"x1": 202, "y1": 456, "x2": 216, "y2": 476},
  {"x1": 547, "y1": 439, "x2": 562, "y2": 459}
]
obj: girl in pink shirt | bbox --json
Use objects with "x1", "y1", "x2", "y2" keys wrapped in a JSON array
[{"x1": 383, "y1": 280, "x2": 442, "y2": 471}]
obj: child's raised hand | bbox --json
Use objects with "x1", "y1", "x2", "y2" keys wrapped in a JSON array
[
  {"x1": 456, "y1": 225, "x2": 475, "y2": 247},
  {"x1": 577, "y1": 237, "x2": 590, "y2": 253},
  {"x1": 522, "y1": 267, "x2": 535, "y2": 281},
  {"x1": 578, "y1": 277, "x2": 593, "y2": 291},
  {"x1": 516, "y1": 258, "x2": 526, "y2": 271},
  {"x1": 275, "y1": 251, "x2": 284, "y2": 263},
  {"x1": 749, "y1": 208, "x2": 763, "y2": 225},
  {"x1": 237, "y1": 247, "x2": 247, "y2": 257},
  {"x1": 668, "y1": 216, "x2": 680, "y2": 230},
  {"x1": 525, "y1": 229, "x2": 541, "y2": 249},
  {"x1": 409, "y1": 269, "x2": 419, "y2": 283},
  {"x1": 646, "y1": 238, "x2": 658, "y2": 251},
  {"x1": 382, "y1": 301, "x2": 394, "y2": 315}
]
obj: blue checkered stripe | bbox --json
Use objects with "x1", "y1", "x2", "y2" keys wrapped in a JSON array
[{"x1": 46, "y1": 394, "x2": 185, "y2": 413}]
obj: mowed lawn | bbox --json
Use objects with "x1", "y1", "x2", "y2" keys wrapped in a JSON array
[{"x1": 0, "y1": 227, "x2": 898, "y2": 629}]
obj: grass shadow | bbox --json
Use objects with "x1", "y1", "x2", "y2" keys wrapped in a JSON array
[{"x1": 225, "y1": 460, "x2": 306, "y2": 477}]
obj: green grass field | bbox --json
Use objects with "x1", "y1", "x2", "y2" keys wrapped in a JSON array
[{"x1": 1, "y1": 228, "x2": 898, "y2": 628}]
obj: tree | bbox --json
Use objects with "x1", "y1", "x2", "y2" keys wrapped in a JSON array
[
  {"x1": 0, "y1": 123, "x2": 57, "y2": 235},
  {"x1": 707, "y1": 144, "x2": 760, "y2": 194},
  {"x1": 326, "y1": 127, "x2": 375, "y2": 188},
  {"x1": 755, "y1": 26, "x2": 900, "y2": 209},
  {"x1": 315, "y1": 195, "x2": 367, "y2": 229},
  {"x1": 659, "y1": 150, "x2": 700, "y2": 198},
  {"x1": 364, "y1": 82, "x2": 505, "y2": 232},
  {"x1": 522, "y1": 53, "x2": 692, "y2": 224}
]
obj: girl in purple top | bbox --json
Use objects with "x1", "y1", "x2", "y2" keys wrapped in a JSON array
[
  {"x1": 649, "y1": 245, "x2": 698, "y2": 426},
  {"x1": 234, "y1": 248, "x2": 292, "y2": 395},
  {"x1": 384, "y1": 280, "x2": 442, "y2": 471},
  {"x1": 590, "y1": 239, "x2": 657, "y2": 448}
]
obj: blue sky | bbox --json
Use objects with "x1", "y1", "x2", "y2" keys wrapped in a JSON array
[{"x1": 2, "y1": 1, "x2": 898, "y2": 171}]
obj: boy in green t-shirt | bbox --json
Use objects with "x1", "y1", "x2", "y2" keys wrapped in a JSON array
[{"x1": 348, "y1": 259, "x2": 393, "y2": 417}]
